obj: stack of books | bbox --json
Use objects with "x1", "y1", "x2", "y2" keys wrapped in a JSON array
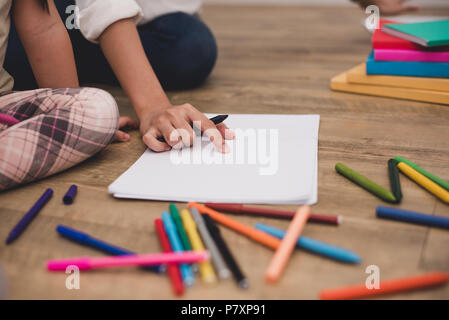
[{"x1": 331, "y1": 19, "x2": 449, "y2": 105}]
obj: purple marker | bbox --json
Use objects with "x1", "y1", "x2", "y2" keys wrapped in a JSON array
[
  {"x1": 6, "y1": 188, "x2": 53, "y2": 244},
  {"x1": 63, "y1": 185, "x2": 78, "y2": 205}
]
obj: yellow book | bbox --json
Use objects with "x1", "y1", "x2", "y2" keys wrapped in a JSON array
[
  {"x1": 331, "y1": 69, "x2": 449, "y2": 105},
  {"x1": 346, "y1": 63, "x2": 449, "y2": 92}
]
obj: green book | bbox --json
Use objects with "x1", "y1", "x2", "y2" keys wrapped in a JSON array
[{"x1": 383, "y1": 20, "x2": 449, "y2": 47}]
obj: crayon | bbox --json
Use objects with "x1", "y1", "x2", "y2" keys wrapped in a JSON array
[
  {"x1": 395, "y1": 156, "x2": 449, "y2": 192},
  {"x1": 203, "y1": 214, "x2": 248, "y2": 289},
  {"x1": 154, "y1": 219, "x2": 184, "y2": 295},
  {"x1": 398, "y1": 162, "x2": 449, "y2": 204},
  {"x1": 6, "y1": 188, "x2": 53, "y2": 244},
  {"x1": 255, "y1": 223, "x2": 361, "y2": 264},
  {"x1": 376, "y1": 206, "x2": 449, "y2": 230},
  {"x1": 204, "y1": 203, "x2": 341, "y2": 225},
  {"x1": 265, "y1": 205, "x2": 310, "y2": 283},
  {"x1": 335, "y1": 163, "x2": 397, "y2": 203},
  {"x1": 180, "y1": 209, "x2": 217, "y2": 283},
  {"x1": 47, "y1": 251, "x2": 209, "y2": 271},
  {"x1": 319, "y1": 272, "x2": 449, "y2": 300},
  {"x1": 388, "y1": 159, "x2": 402, "y2": 203},
  {"x1": 188, "y1": 202, "x2": 281, "y2": 250},
  {"x1": 162, "y1": 212, "x2": 195, "y2": 286},
  {"x1": 56, "y1": 225, "x2": 164, "y2": 273},
  {"x1": 190, "y1": 207, "x2": 230, "y2": 280}
]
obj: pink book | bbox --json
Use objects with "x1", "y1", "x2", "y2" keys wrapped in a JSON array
[{"x1": 374, "y1": 49, "x2": 449, "y2": 62}]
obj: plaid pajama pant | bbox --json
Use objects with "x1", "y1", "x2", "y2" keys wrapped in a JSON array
[{"x1": 0, "y1": 87, "x2": 119, "y2": 191}]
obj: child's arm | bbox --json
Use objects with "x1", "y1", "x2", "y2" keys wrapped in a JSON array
[
  {"x1": 12, "y1": 0, "x2": 79, "y2": 88},
  {"x1": 98, "y1": 18, "x2": 232, "y2": 153}
]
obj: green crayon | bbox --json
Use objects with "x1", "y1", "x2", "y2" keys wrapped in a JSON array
[
  {"x1": 335, "y1": 163, "x2": 397, "y2": 203},
  {"x1": 169, "y1": 203, "x2": 192, "y2": 251},
  {"x1": 395, "y1": 156, "x2": 449, "y2": 192},
  {"x1": 388, "y1": 159, "x2": 402, "y2": 203}
]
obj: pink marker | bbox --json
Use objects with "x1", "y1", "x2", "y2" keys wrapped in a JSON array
[
  {"x1": 0, "y1": 114, "x2": 20, "y2": 126},
  {"x1": 47, "y1": 250, "x2": 210, "y2": 271}
]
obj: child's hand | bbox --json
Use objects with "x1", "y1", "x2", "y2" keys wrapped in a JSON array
[
  {"x1": 139, "y1": 104, "x2": 235, "y2": 153},
  {"x1": 114, "y1": 116, "x2": 139, "y2": 142}
]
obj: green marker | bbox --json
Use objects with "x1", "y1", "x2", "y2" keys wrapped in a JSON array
[
  {"x1": 169, "y1": 203, "x2": 192, "y2": 251},
  {"x1": 388, "y1": 159, "x2": 402, "y2": 203},
  {"x1": 335, "y1": 163, "x2": 397, "y2": 203},
  {"x1": 395, "y1": 156, "x2": 449, "y2": 192}
]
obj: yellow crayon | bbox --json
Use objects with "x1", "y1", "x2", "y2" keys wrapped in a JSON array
[
  {"x1": 180, "y1": 209, "x2": 217, "y2": 283},
  {"x1": 398, "y1": 162, "x2": 449, "y2": 204}
]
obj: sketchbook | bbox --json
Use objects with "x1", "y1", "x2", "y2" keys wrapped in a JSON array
[{"x1": 108, "y1": 114, "x2": 320, "y2": 205}]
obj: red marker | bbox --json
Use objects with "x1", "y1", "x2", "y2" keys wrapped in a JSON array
[
  {"x1": 154, "y1": 218, "x2": 184, "y2": 296},
  {"x1": 204, "y1": 203, "x2": 341, "y2": 225}
]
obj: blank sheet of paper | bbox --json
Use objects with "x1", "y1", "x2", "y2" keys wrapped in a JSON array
[{"x1": 109, "y1": 114, "x2": 320, "y2": 205}]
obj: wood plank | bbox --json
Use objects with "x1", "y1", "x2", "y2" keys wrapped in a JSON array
[{"x1": 1, "y1": 5, "x2": 448, "y2": 299}]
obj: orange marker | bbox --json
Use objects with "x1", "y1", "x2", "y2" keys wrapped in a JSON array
[
  {"x1": 319, "y1": 272, "x2": 449, "y2": 300},
  {"x1": 265, "y1": 205, "x2": 310, "y2": 283},
  {"x1": 188, "y1": 202, "x2": 281, "y2": 250}
]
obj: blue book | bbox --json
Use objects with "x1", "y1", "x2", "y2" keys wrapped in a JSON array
[{"x1": 366, "y1": 51, "x2": 449, "y2": 78}]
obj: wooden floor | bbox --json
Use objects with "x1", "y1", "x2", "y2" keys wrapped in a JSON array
[{"x1": 1, "y1": 5, "x2": 449, "y2": 300}]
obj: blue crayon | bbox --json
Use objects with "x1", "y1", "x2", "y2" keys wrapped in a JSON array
[
  {"x1": 376, "y1": 206, "x2": 449, "y2": 230},
  {"x1": 162, "y1": 212, "x2": 195, "y2": 287},
  {"x1": 6, "y1": 188, "x2": 53, "y2": 244},
  {"x1": 254, "y1": 223, "x2": 361, "y2": 264},
  {"x1": 56, "y1": 225, "x2": 164, "y2": 273}
]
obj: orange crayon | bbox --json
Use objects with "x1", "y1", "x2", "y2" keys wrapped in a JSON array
[
  {"x1": 265, "y1": 205, "x2": 310, "y2": 283},
  {"x1": 188, "y1": 202, "x2": 281, "y2": 250},
  {"x1": 319, "y1": 272, "x2": 449, "y2": 300}
]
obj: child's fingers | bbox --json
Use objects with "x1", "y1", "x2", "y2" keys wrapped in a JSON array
[
  {"x1": 157, "y1": 119, "x2": 182, "y2": 147},
  {"x1": 186, "y1": 108, "x2": 229, "y2": 153},
  {"x1": 170, "y1": 118, "x2": 196, "y2": 147},
  {"x1": 216, "y1": 123, "x2": 235, "y2": 140},
  {"x1": 114, "y1": 130, "x2": 130, "y2": 142},
  {"x1": 119, "y1": 116, "x2": 139, "y2": 129},
  {"x1": 143, "y1": 131, "x2": 171, "y2": 152}
]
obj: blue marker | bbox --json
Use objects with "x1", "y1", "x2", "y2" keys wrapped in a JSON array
[
  {"x1": 162, "y1": 212, "x2": 195, "y2": 286},
  {"x1": 254, "y1": 223, "x2": 361, "y2": 264},
  {"x1": 377, "y1": 206, "x2": 449, "y2": 230},
  {"x1": 56, "y1": 225, "x2": 164, "y2": 273}
]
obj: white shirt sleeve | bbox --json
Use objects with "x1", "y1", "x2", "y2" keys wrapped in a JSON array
[{"x1": 75, "y1": 0, "x2": 144, "y2": 43}]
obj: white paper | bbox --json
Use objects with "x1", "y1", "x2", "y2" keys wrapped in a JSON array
[{"x1": 109, "y1": 114, "x2": 320, "y2": 205}]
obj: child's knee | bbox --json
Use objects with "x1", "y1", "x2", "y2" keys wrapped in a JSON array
[{"x1": 73, "y1": 87, "x2": 119, "y2": 144}]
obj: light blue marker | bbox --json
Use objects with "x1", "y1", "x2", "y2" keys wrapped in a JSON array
[
  {"x1": 254, "y1": 223, "x2": 362, "y2": 264},
  {"x1": 162, "y1": 212, "x2": 195, "y2": 286}
]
